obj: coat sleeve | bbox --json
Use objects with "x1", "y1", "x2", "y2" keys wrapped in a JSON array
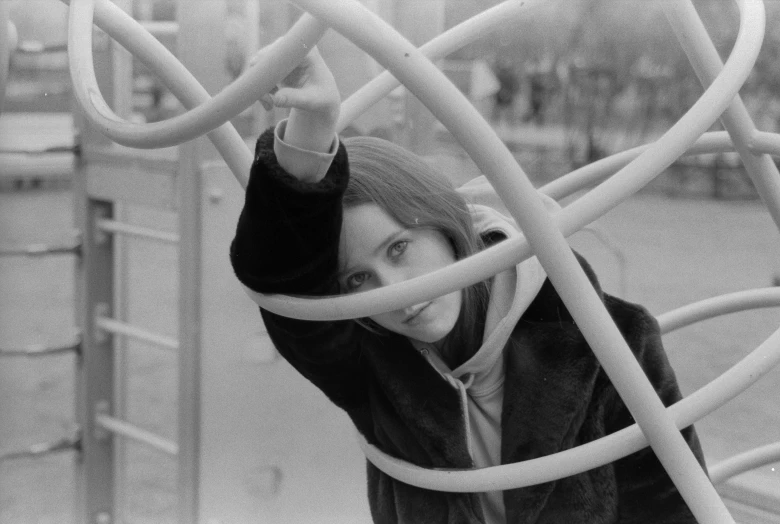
[
  {"x1": 229, "y1": 127, "x2": 366, "y2": 410},
  {"x1": 604, "y1": 295, "x2": 706, "y2": 524}
]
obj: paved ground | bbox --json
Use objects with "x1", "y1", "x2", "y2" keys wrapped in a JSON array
[{"x1": 1, "y1": 177, "x2": 779, "y2": 522}]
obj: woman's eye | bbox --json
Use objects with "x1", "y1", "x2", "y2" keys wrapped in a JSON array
[
  {"x1": 346, "y1": 272, "x2": 369, "y2": 290},
  {"x1": 389, "y1": 240, "x2": 408, "y2": 257}
]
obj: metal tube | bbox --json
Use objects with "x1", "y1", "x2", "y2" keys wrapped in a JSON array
[
  {"x1": 710, "y1": 442, "x2": 780, "y2": 485},
  {"x1": 0, "y1": 336, "x2": 81, "y2": 357},
  {"x1": 356, "y1": 321, "x2": 780, "y2": 492},
  {"x1": 95, "y1": 316, "x2": 178, "y2": 351},
  {"x1": 96, "y1": 218, "x2": 179, "y2": 244},
  {"x1": 0, "y1": 430, "x2": 81, "y2": 462},
  {"x1": 749, "y1": 131, "x2": 780, "y2": 157},
  {"x1": 290, "y1": 1, "x2": 747, "y2": 520},
  {"x1": 243, "y1": 129, "x2": 731, "y2": 322},
  {"x1": 64, "y1": 0, "x2": 246, "y2": 186},
  {"x1": 657, "y1": 288, "x2": 780, "y2": 334},
  {"x1": 539, "y1": 131, "x2": 734, "y2": 201},
  {"x1": 0, "y1": 239, "x2": 81, "y2": 257},
  {"x1": 551, "y1": 0, "x2": 763, "y2": 265},
  {"x1": 95, "y1": 414, "x2": 178, "y2": 456},
  {"x1": 63, "y1": 0, "x2": 325, "y2": 178},
  {"x1": 662, "y1": 0, "x2": 780, "y2": 236},
  {"x1": 63, "y1": 0, "x2": 767, "y2": 324},
  {"x1": 60, "y1": 0, "x2": 544, "y2": 155},
  {"x1": 337, "y1": 0, "x2": 547, "y2": 132},
  {"x1": 244, "y1": 0, "x2": 762, "y2": 326}
]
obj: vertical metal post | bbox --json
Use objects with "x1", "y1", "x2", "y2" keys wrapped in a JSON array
[
  {"x1": 75, "y1": 192, "x2": 116, "y2": 524},
  {"x1": 107, "y1": 2, "x2": 134, "y2": 518},
  {"x1": 176, "y1": 2, "x2": 229, "y2": 522},
  {"x1": 176, "y1": 137, "x2": 203, "y2": 524},
  {"x1": 74, "y1": 11, "x2": 119, "y2": 523}
]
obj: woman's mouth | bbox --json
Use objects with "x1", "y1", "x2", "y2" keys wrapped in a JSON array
[{"x1": 403, "y1": 302, "x2": 431, "y2": 325}]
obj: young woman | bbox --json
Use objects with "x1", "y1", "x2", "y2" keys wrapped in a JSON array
[{"x1": 230, "y1": 48, "x2": 706, "y2": 524}]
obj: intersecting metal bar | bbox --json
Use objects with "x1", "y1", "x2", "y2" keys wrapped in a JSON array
[
  {"x1": 0, "y1": 430, "x2": 81, "y2": 462},
  {"x1": 95, "y1": 412, "x2": 178, "y2": 456},
  {"x1": 0, "y1": 145, "x2": 78, "y2": 155},
  {"x1": 95, "y1": 315, "x2": 178, "y2": 351},
  {"x1": 749, "y1": 130, "x2": 780, "y2": 156},
  {"x1": 96, "y1": 218, "x2": 179, "y2": 244},
  {"x1": 663, "y1": 0, "x2": 780, "y2": 234},
  {"x1": 0, "y1": 335, "x2": 81, "y2": 357},
  {"x1": 291, "y1": 2, "x2": 754, "y2": 522},
  {"x1": 0, "y1": 238, "x2": 81, "y2": 257}
]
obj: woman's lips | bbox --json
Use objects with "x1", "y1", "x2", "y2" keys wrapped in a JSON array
[{"x1": 403, "y1": 302, "x2": 431, "y2": 324}]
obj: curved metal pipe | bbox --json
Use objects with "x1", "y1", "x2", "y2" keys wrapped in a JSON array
[
  {"x1": 246, "y1": 0, "x2": 763, "y2": 326},
  {"x1": 357, "y1": 301, "x2": 780, "y2": 493},
  {"x1": 282, "y1": 1, "x2": 761, "y2": 520},
  {"x1": 63, "y1": 0, "x2": 325, "y2": 158},
  {"x1": 710, "y1": 442, "x2": 780, "y2": 485}
]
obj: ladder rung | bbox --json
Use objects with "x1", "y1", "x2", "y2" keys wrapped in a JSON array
[
  {"x1": 95, "y1": 316, "x2": 178, "y2": 351},
  {"x1": 96, "y1": 218, "x2": 179, "y2": 244},
  {"x1": 0, "y1": 145, "x2": 77, "y2": 155},
  {"x1": 0, "y1": 429, "x2": 81, "y2": 462},
  {"x1": 0, "y1": 238, "x2": 81, "y2": 257},
  {"x1": 95, "y1": 414, "x2": 177, "y2": 456},
  {"x1": 0, "y1": 335, "x2": 81, "y2": 357}
]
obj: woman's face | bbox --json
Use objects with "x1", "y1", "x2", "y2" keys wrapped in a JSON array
[{"x1": 339, "y1": 203, "x2": 462, "y2": 344}]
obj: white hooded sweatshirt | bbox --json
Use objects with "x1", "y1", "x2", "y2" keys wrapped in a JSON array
[{"x1": 410, "y1": 176, "x2": 560, "y2": 523}]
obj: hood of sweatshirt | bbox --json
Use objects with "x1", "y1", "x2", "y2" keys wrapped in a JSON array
[
  {"x1": 410, "y1": 176, "x2": 558, "y2": 385},
  {"x1": 447, "y1": 176, "x2": 558, "y2": 382}
]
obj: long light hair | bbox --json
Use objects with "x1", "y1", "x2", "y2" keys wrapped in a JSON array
[{"x1": 342, "y1": 136, "x2": 490, "y2": 367}]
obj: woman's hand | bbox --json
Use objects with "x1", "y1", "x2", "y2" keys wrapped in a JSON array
[{"x1": 254, "y1": 45, "x2": 340, "y2": 154}]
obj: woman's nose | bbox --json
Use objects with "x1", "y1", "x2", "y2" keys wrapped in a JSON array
[{"x1": 375, "y1": 266, "x2": 408, "y2": 288}]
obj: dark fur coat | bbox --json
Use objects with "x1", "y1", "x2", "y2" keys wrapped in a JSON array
[{"x1": 230, "y1": 129, "x2": 706, "y2": 523}]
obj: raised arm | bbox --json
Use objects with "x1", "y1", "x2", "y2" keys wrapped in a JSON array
[
  {"x1": 231, "y1": 45, "x2": 344, "y2": 295},
  {"x1": 258, "y1": 45, "x2": 340, "y2": 180},
  {"x1": 230, "y1": 48, "x2": 366, "y2": 410}
]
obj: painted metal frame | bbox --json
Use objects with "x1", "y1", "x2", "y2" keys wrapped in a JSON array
[
  {"x1": 65, "y1": 1, "x2": 193, "y2": 522},
  {"x1": 56, "y1": 0, "x2": 780, "y2": 522}
]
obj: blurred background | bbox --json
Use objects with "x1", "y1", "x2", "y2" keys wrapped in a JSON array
[
  {"x1": 5, "y1": 0, "x2": 780, "y2": 195},
  {"x1": 2, "y1": 0, "x2": 780, "y2": 523}
]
